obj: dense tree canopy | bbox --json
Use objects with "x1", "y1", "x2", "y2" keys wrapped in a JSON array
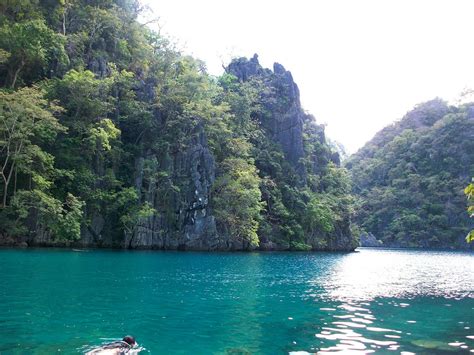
[
  {"x1": 1, "y1": 0, "x2": 471, "y2": 251},
  {"x1": 0, "y1": 0, "x2": 356, "y2": 250},
  {"x1": 1, "y1": 0, "x2": 470, "y2": 250},
  {"x1": 346, "y1": 99, "x2": 474, "y2": 248}
]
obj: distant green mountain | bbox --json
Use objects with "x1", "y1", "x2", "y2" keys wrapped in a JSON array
[{"x1": 346, "y1": 99, "x2": 474, "y2": 248}]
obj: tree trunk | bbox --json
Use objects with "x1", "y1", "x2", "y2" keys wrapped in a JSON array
[
  {"x1": 2, "y1": 161, "x2": 15, "y2": 207},
  {"x1": 62, "y1": 10, "x2": 66, "y2": 35},
  {"x1": 13, "y1": 167, "x2": 17, "y2": 194},
  {"x1": 11, "y1": 59, "x2": 25, "y2": 89},
  {"x1": 2, "y1": 176, "x2": 8, "y2": 207}
]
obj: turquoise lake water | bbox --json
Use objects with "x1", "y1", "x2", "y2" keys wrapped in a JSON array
[{"x1": 0, "y1": 248, "x2": 473, "y2": 354}]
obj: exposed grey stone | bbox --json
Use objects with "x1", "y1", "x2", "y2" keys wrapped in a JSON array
[
  {"x1": 360, "y1": 232, "x2": 383, "y2": 247},
  {"x1": 126, "y1": 122, "x2": 218, "y2": 250},
  {"x1": 13, "y1": 55, "x2": 355, "y2": 252},
  {"x1": 226, "y1": 54, "x2": 306, "y2": 179}
]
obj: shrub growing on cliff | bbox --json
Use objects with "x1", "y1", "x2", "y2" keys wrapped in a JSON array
[
  {"x1": 465, "y1": 179, "x2": 474, "y2": 243},
  {"x1": 0, "y1": 0, "x2": 357, "y2": 249},
  {"x1": 0, "y1": 86, "x2": 65, "y2": 207},
  {"x1": 12, "y1": 190, "x2": 84, "y2": 240},
  {"x1": 212, "y1": 158, "x2": 264, "y2": 248}
]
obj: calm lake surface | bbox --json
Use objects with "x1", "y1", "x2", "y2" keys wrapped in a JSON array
[{"x1": 0, "y1": 248, "x2": 473, "y2": 354}]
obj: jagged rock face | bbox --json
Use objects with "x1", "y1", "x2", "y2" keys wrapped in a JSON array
[
  {"x1": 323, "y1": 215, "x2": 354, "y2": 251},
  {"x1": 87, "y1": 56, "x2": 109, "y2": 78},
  {"x1": 268, "y1": 62, "x2": 306, "y2": 173},
  {"x1": 360, "y1": 232, "x2": 383, "y2": 247},
  {"x1": 227, "y1": 54, "x2": 306, "y2": 178},
  {"x1": 125, "y1": 123, "x2": 219, "y2": 250},
  {"x1": 3, "y1": 55, "x2": 355, "y2": 251},
  {"x1": 225, "y1": 55, "x2": 353, "y2": 251},
  {"x1": 303, "y1": 113, "x2": 332, "y2": 175},
  {"x1": 226, "y1": 54, "x2": 267, "y2": 81}
]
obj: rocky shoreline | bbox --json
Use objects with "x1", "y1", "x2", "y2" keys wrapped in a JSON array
[{"x1": 0, "y1": 234, "x2": 356, "y2": 252}]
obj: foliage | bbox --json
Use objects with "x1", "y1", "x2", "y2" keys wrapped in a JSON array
[
  {"x1": 212, "y1": 158, "x2": 263, "y2": 248},
  {"x1": 0, "y1": 86, "x2": 65, "y2": 207},
  {"x1": 12, "y1": 190, "x2": 84, "y2": 240},
  {"x1": 465, "y1": 179, "x2": 474, "y2": 243},
  {"x1": 347, "y1": 100, "x2": 474, "y2": 248},
  {"x1": 0, "y1": 0, "x2": 356, "y2": 249},
  {"x1": 0, "y1": 19, "x2": 67, "y2": 88},
  {"x1": 209, "y1": 62, "x2": 356, "y2": 250}
]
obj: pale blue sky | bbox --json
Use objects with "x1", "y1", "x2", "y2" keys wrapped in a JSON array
[{"x1": 142, "y1": 0, "x2": 474, "y2": 153}]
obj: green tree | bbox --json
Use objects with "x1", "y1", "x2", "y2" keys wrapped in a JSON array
[
  {"x1": 212, "y1": 158, "x2": 264, "y2": 248},
  {"x1": 347, "y1": 100, "x2": 474, "y2": 248},
  {"x1": 0, "y1": 19, "x2": 67, "y2": 88},
  {"x1": 465, "y1": 179, "x2": 474, "y2": 243},
  {"x1": 12, "y1": 190, "x2": 84, "y2": 240},
  {"x1": 0, "y1": 1, "x2": 358, "y2": 250},
  {"x1": 0, "y1": 86, "x2": 65, "y2": 207}
]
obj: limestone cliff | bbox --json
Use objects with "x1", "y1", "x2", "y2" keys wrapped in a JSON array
[
  {"x1": 6, "y1": 55, "x2": 356, "y2": 251},
  {"x1": 127, "y1": 123, "x2": 219, "y2": 250},
  {"x1": 227, "y1": 54, "x2": 306, "y2": 178},
  {"x1": 225, "y1": 55, "x2": 355, "y2": 251}
]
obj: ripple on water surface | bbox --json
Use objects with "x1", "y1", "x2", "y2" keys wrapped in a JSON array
[
  {"x1": 0, "y1": 247, "x2": 472, "y2": 354},
  {"x1": 296, "y1": 248, "x2": 474, "y2": 354}
]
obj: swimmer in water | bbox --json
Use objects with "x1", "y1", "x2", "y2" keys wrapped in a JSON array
[{"x1": 86, "y1": 336, "x2": 137, "y2": 354}]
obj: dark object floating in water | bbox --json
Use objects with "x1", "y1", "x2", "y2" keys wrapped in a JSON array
[{"x1": 86, "y1": 336, "x2": 139, "y2": 354}]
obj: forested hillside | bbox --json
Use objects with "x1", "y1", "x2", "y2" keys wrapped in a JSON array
[
  {"x1": 0, "y1": 0, "x2": 357, "y2": 250},
  {"x1": 346, "y1": 99, "x2": 474, "y2": 248}
]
